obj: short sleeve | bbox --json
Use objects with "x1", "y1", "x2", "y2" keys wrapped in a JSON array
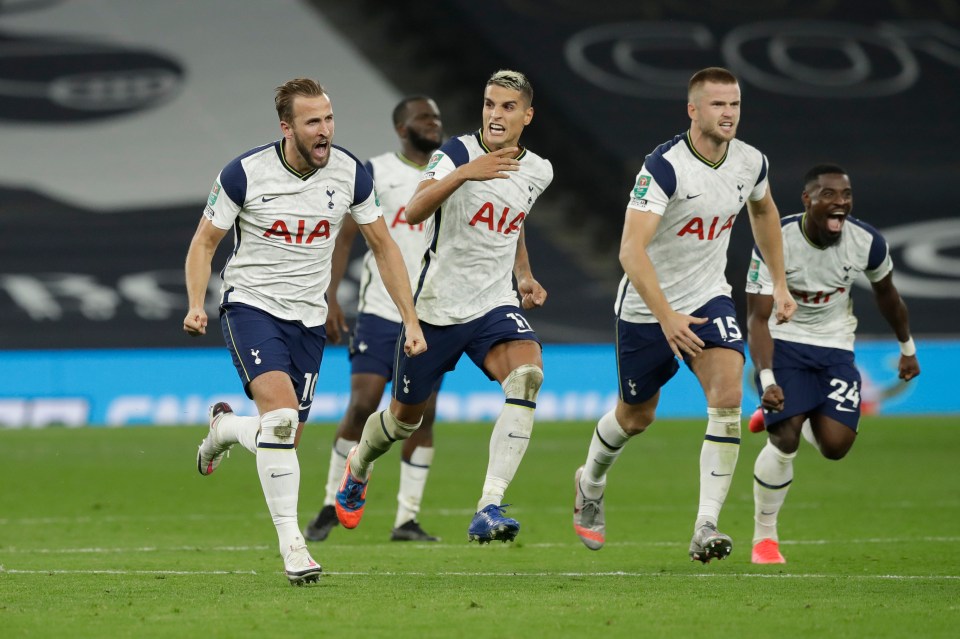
[
  {"x1": 745, "y1": 247, "x2": 773, "y2": 295},
  {"x1": 204, "y1": 169, "x2": 242, "y2": 230},
  {"x1": 627, "y1": 160, "x2": 673, "y2": 215},
  {"x1": 422, "y1": 137, "x2": 469, "y2": 183},
  {"x1": 748, "y1": 154, "x2": 769, "y2": 202}
]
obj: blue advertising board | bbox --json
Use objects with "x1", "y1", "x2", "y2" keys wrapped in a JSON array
[{"x1": 0, "y1": 341, "x2": 953, "y2": 428}]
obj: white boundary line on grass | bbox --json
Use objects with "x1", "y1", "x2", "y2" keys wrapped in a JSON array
[
  {"x1": 1, "y1": 567, "x2": 956, "y2": 580},
  {"x1": 1, "y1": 568, "x2": 257, "y2": 575},
  {"x1": 4, "y1": 536, "x2": 960, "y2": 554}
]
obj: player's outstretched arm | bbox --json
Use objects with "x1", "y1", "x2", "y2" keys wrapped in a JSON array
[
  {"x1": 747, "y1": 187, "x2": 796, "y2": 324},
  {"x1": 870, "y1": 273, "x2": 920, "y2": 381},
  {"x1": 183, "y1": 217, "x2": 228, "y2": 336},
  {"x1": 325, "y1": 215, "x2": 359, "y2": 344},
  {"x1": 514, "y1": 226, "x2": 546, "y2": 309},
  {"x1": 404, "y1": 147, "x2": 519, "y2": 225},
  {"x1": 746, "y1": 291, "x2": 784, "y2": 411},
  {"x1": 358, "y1": 217, "x2": 426, "y2": 356},
  {"x1": 620, "y1": 208, "x2": 706, "y2": 358}
]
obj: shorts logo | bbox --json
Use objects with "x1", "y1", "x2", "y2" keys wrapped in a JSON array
[
  {"x1": 207, "y1": 182, "x2": 221, "y2": 206},
  {"x1": 749, "y1": 258, "x2": 760, "y2": 282},
  {"x1": 427, "y1": 153, "x2": 444, "y2": 170},
  {"x1": 632, "y1": 174, "x2": 651, "y2": 199},
  {"x1": 627, "y1": 379, "x2": 637, "y2": 396},
  {"x1": 403, "y1": 375, "x2": 411, "y2": 394},
  {"x1": 251, "y1": 349, "x2": 262, "y2": 365}
]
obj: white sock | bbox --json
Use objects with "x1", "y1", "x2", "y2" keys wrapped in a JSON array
[
  {"x1": 477, "y1": 365, "x2": 543, "y2": 511},
  {"x1": 581, "y1": 410, "x2": 630, "y2": 500},
  {"x1": 352, "y1": 409, "x2": 420, "y2": 481},
  {"x1": 396, "y1": 446, "x2": 434, "y2": 527},
  {"x1": 216, "y1": 413, "x2": 260, "y2": 454},
  {"x1": 801, "y1": 419, "x2": 821, "y2": 452},
  {"x1": 255, "y1": 408, "x2": 304, "y2": 554},
  {"x1": 753, "y1": 440, "x2": 796, "y2": 543},
  {"x1": 323, "y1": 437, "x2": 356, "y2": 506},
  {"x1": 696, "y1": 407, "x2": 741, "y2": 528}
]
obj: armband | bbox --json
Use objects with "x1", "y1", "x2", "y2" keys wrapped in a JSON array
[
  {"x1": 759, "y1": 369, "x2": 777, "y2": 392},
  {"x1": 899, "y1": 337, "x2": 916, "y2": 357}
]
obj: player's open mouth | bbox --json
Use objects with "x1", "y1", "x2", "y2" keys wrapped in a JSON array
[
  {"x1": 488, "y1": 123, "x2": 505, "y2": 136},
  {"x1": 314, "y1": 141, "x2": 329, "y2": 158},
  {"x1": 827, "y1": 211, "x2": 846, "y2": 233}
]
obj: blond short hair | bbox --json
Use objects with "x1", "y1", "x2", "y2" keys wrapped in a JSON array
[{"x1": 487, "y1": 69, "x2": 533, "y2": 105}]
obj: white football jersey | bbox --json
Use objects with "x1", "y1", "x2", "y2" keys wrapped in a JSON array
[
  {"x1": 616, "y1": 132, "x2": 768, "y2": 323},
  {"x1": 415, "y1": 131, "x2": 554, "y2": 325},
  {"x1": 204, "y1": 141, "x2": 382, "y2": 327},
  {"x1": 746, "y1": 213, "x2": 893, "y2": 351},
  {"x1": 356, "y1": 152, "x2": 431, "y2": 323}
]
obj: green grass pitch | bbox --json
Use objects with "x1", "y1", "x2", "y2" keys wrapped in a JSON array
[{"x1": 1, "y1": 416, "x2": 958, "y2": 638}]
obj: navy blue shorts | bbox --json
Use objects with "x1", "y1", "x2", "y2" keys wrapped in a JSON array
[
  {"x1": 349, "y1": 313, "x2": 403, "y2": 378},
  {"x1": 616, "y1": 295, "x2": 744, "y2": 404},
  {"x1": 393, "y1": 305, "x2": 540, "y2": 405},
  {"x1": 756, "y1": 339, "x2": 861, "y2": 431},
  {"x1": 350, "y1": 312, "x2": 443, "y2": 393},
  {"x1": 220, "y1": 302, "x2": 326, "y2": 423}
]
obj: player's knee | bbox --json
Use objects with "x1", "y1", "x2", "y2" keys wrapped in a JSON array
[
  {"x1": 819, "y1": 443, "x2": 851, "y2": 461},
  {"x1": 768, "y1": 426, "x2": 801, "y2": 454},
  {"x1": 344, "y1": 395, "x2": 381, "y2": 430},
  {"x1": 258, "y1": 407, "x2": 299, "y2": 446},
  {"x1": 383, "y1": 409, "x2": 421, "y2": 441},
  {"x1": 502, "y1": 364, "x2": 544, "y2": 402}
]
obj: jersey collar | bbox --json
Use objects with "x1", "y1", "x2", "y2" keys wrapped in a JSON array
[
  {"x1": 274, "y1": 140, "x2": 320, "y2": 181},
  {"x1": 474, "y1": 130, "x2": 527, "y2": 160},
  {"x1": 798, "y1": 212, "x2": 830, "y2": 249},
  {"x1": 683, "y1": 130, "x2": 728, "y2": 169},
  {"x1": 395, "y1": 151, "x2": 428, "y2": 170}
]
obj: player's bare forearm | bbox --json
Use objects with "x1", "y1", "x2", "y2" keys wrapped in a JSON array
[
  {"x1": 746, "y1": 293, "x2": 775, "y2": 371},
  {"x1": 747, "y1": 193, "x2": 787, "y2": 287},
  {"x1": 329, "y1": 216, "x2": 359, "y2": 300},
  {"x1": 514, "y1": 227, "x2": 546, "y2": 309},
  {"x1": 871, "y1": 274, "x2": 920, "y2": 380},
  {"x1": 361, "y1": 218, "x2": 418, "y2": 325},
  {"x1": 183, "y1": 218, "x2": 226, "y2": 336},
  {"x1": 871, "y1": 274, "x2": 912, "y2": 342},
  {"x1": 619, "y1": 212, "x2": 671, "y2": 322},
  {"x1": 747, "y1": 193, "x2": 796, "y2": 323},
  {"x1": 368, "y1": 236, "x2": 427, "y2": 356},
  {"x1": 404, "y1": 177, "x2": 463, "y2": 225},
  {"x1": 406, "y1": 149, "x2": 520, "y2": 224}
]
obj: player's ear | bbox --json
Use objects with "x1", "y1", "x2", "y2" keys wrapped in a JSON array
[{"x1": 523, "y1": 106, "x2": 534, "y2": 126}]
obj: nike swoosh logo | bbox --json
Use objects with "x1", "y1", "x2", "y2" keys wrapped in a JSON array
[
  {"x1": 298, "y1": 403, "x2": 312, "y2": 411},
  {"x1": 710, "y1": 471, "x2": 732, "y2": 477},
  {"x1": 262, "y1": 195, "x2": 280, "y2": 202},
  {"x1": 835, "y1": 406, "x2": 856, "y2": 412},
  {"x1": 760, "y1": 510, "x2": 777, "y2": 516},
  {"x1": 270, "y1": 472, "x2": 293, "y2": 478},
  {"x1": 507, "y1": 433, "x2": 530, "y2": 440},
  {"x1": 685, "y1": 193, "x2": 701, "y2": 199}
]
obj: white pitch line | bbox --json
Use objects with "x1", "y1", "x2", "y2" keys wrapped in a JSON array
[
  {"x1": 4, "y1": 536, "x2": 960, "y2": 555},
  {"x1": 0, "y1": 568, "x2": 257, "y2": 575},
  {"x1": 0, "y1": 567, "x2": 955, "y2": 580}
]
